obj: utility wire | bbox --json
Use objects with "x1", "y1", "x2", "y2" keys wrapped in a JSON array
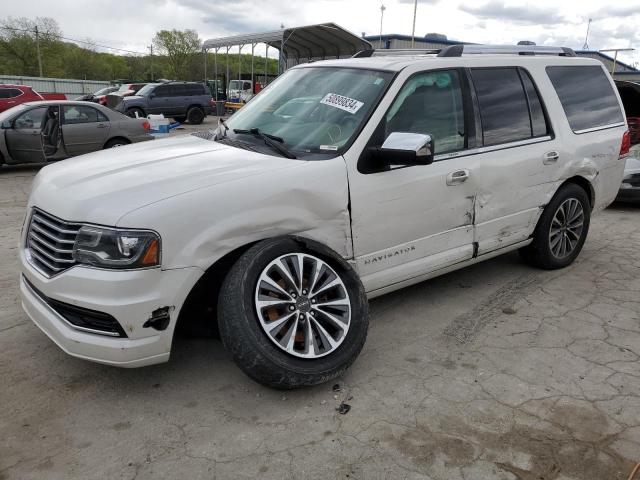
[{"x1": 0, "y1": 25, "x2": 147, "y2": 55}]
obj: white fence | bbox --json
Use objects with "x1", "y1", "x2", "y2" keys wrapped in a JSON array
[{"x1": 0, "y1": 75, "x2": 111, "y2": 98}]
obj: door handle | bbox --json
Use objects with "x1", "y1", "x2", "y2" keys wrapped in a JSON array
[
  {"x1": 446, "y1": 169, "x2": 470, "y2": 186},
  {"x1": 543, "y1": 151, "x2": 560, "y2": 164},
  {"x1": 96, "y1": 123, "x2": 108, "y2": 128}
]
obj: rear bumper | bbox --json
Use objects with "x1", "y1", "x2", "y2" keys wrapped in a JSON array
[
  {"x1": 616, "y1": 186, "x2": 640, "y2": 202},
  {"x1": 20, "y1": 249, "x2": 203, "y2": 368}
]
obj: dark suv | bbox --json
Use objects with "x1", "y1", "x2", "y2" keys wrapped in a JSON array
[{"x1": 114, "y1": 82, "x2": 214, "y2": 124}]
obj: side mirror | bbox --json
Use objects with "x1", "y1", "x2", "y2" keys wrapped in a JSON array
[
  {"x1": 1, "y1": 120, "x2": 12, "y2": 129},
  {"x1": 372, "y1": 132, "x2": 434, "y2": 166},
  {"x1": 149, "y1": 93, "x2": 155, "y2": 99}
]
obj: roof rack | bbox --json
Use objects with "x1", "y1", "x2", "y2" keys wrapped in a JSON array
[{"x1": 352, "y1": 45, "x2": 576, "y2": 59}]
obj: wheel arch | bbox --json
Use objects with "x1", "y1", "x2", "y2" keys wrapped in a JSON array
[
  {"x1": 126, "y1": 106, "x2": 146, "y2": 117},
  {"x1": 559, "y1": 175, "x2": 595, "y2": 209},
  {"x1": 175, "y1": 235, "x2": 353, "y2": 335},
  {"x1": 103, "y1": 136, "x2": 131, "y2": 148}
]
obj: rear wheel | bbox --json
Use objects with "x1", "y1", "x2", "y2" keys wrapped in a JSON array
[
  {"x1": 186, "y1": 107, "x2": 205, "y2": 125},
  {"x1": 217, "y1": 238, "x2": 369, "y2": 389},
  {"x1": 104, "y1": 138, "x2": 130, "y2": 149},
  {"x1": 519, "y1": 183, "x2": 591, "y2": 269},
  {"x1": 126, "y1": 108, "x2": 144, "y2": 119}
]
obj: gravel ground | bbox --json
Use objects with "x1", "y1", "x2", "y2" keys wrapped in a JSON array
[{"x1": 1, "y1": 147, "x2": 639, "y2": 480}]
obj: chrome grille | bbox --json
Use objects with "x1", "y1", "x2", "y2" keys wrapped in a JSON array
[{"x1": 26, "y1": 209, "x2": 81, "y2": 276}]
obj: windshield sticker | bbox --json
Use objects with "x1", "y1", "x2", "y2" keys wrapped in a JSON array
[
  {"x1": 320, "y1": 93, "x2": 364, "y2": 114},
  {"x1": 319, "y1": 145, "x2": 339, "y2": 151}
]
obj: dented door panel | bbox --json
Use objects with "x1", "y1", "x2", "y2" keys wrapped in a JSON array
[
  {"x1": 348, "y1": 158, "x2": 476, "y2": 291},
  {"x1": 472, "y1": 138, "x2": 560, "y2": 255}
]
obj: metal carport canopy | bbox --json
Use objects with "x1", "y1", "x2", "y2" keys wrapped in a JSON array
[{"x1": 202, "y1": 22, "x2": 372, "y2": 63}]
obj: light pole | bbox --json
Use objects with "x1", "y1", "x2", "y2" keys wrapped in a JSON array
[
  {"x1": 582, "y1": 18, "x2": 592, "y2": 50},
  {"x1": 411, "y1": 0, "x2": 418, "y2": 48},
  {"x1": 379, "y1": 4, "x2": 386, "y2": 49}
]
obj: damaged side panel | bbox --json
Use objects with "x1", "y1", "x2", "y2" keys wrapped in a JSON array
[{"x1": 119, "y1": 157, "x2": 353, "y2": 272}]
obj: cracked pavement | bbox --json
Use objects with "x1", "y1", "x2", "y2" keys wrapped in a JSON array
[{"x1": 1, "y1": 165, "x2": 639, "y2": 480}]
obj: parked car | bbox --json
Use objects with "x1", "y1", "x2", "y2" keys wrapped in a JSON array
[
  {"x1": 104, "y1": 83, "x2": 147, "y2": 109},
  {"x1": 0, "y1": 100, "x2": 153, "y2": 166},
  {"x1": 113, "y1": 81, "x2": 214, "y2": 124},
  {"x1": 19, "y1": 45, "x2": 628, "y2": 389},
  {"x1": 75, "y1": 86, "x2": 119, "y2": 105},
  {"x1": 0, "y1": 84, "x2": 44, "y2": 113}
]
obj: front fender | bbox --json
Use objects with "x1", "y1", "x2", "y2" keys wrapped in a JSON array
[{"x1": 117, "y1": 157, "x2": 353, "y2": 271}]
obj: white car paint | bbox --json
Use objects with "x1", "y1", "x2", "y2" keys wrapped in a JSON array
[{"x1": 19, "y1": 53, "x2": 627, "y2": 368}]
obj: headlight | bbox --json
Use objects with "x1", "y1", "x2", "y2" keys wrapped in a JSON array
[{"x1": 73, "y1": 226, "x2": 160, "y2": 269}]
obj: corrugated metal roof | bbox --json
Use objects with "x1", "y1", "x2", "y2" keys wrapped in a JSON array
[{"x1": 203, "y1": 23, "x2": 371, "y2": 59}]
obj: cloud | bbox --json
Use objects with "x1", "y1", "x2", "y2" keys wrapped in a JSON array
[
  {"x1": 590, "y1": 3, "x2": 640, "y2": 18},
  {"x1": 460, "y1": 1, "x2": 568, "y2": 25}
]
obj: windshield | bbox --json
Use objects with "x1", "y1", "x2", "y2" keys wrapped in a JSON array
[
  {"x1": 224, "y1": 67, "x2": 394, "y2": 156},
  {"x1": 136, "y1": 84, "x2": 160, "y2": 96},
  {"x1": 229, "y1": 80, "x2": 245, "y2": 91}
]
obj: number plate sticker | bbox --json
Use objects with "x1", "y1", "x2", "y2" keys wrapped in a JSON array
[{"x1": 320, "y1": 93, "x2": 364, "y2": 114}]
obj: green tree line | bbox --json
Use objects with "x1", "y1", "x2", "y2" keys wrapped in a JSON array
[{"x1": 0, "y1": 17, "x2": 279, "y2": 83}]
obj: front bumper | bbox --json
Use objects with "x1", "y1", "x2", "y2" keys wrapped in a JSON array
[{"x1": 20, "y1": 249, "x2": 202, "y2": 367}]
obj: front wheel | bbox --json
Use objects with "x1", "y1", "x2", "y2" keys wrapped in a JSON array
[
  {"x1": 520, "y1": 183, "x2": 591, "y2": 269},
  {"x1": 217, "y1": 238, "x2": 369, "y2": 389}
]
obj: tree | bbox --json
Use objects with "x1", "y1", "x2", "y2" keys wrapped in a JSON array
[
  {"x1": 153, "y1": 29, "x2": 200, "y2": 80},
  {"x1": 0, "y1": 17, "x2": 61, "y2": 76}
]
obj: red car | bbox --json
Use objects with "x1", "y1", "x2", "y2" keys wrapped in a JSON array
[{"x1": 0, "y1": 84, "x2": 43, "y2": 113}]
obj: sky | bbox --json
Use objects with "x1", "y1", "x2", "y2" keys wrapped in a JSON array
[{"x1": 4, "y1": 0, "x2": 640, "y2": 66}]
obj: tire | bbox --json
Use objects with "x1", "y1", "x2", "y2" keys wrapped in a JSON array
[
  {"x1": 186, "y1": 107, "x2": 205, "y2": 125},
  {"x1": 519, "y1": 183, "x2": 591, "y2": 270},
  {"x1": 126, "y1": 108, "x2": 144, "y2": 119},
  {"x1": 104, "y1": 138, "x2": 130, "y2": 149},
  {"x1": 217, "y1": 238, "x2": 369, "y2": 389}
]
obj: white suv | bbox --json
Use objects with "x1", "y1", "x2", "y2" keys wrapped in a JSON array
[{"x1": 19, "y1": 45, "x2": 629, "y2": 388}]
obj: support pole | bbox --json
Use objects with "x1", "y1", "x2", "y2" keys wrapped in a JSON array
[
  {"x1": 203, "y1": 48, "x2": 207, "y2": 85},
  {"x1": 214, "y1": 48, "x2": 218, "y2": 101},
  {"x1": 251, "y1": 43, "x2": 255, "y2": 94},
  {"x1": 35, "y1": 26, "x2": 43, "y2": 77},
  {"x1": 264, "y1": 45, "x2": 268, "y2": 85},
  {"x1": 411, "y1": 0, "x2": 417, "y2": 48},
  {"x1": 226, "y1": 46, "x2": 230, "y2": 99},
  {"x1": 149, "y1": 44, "x2": 154, "y2": 81}
]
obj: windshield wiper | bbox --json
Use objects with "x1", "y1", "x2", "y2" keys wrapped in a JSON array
[{"x1": 233, "y1": 128, "x2": 296, "y2": 159}]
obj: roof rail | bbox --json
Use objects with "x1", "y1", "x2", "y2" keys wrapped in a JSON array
[
  {"x1": 352, "y1": 48, "x2": 442, "y2": 58},
  {"x1": 352, "y1": 45, "x2": 576, "y2": 59},
  {"x1": 438, "y1": 44, "x2": 576, "y2": 57}
]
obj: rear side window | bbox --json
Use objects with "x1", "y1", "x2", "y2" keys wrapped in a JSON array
[
  {"x1": 185, "y1": 84, "x2": 205, "y2": 95},
  {"x1": 520, "y1": 71, "x2": 548, "y2": 137},
  {"x1": 471, "y1": 68, "x2": 543, "y2": 146},
  {"x1": 63, "y1": 105, "x2": 108, "y2": 124},
  {"x1": 546, "y1": 66, "x2": 624, "y2": 132},
  {"x1": 0, "y1": 88, "x2": 22, "y2": 99}
]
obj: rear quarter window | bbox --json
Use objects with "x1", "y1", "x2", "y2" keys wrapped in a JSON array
[
  {"x1": 546, "y1": 65, "x2": 624, "y2": 132},
  {"x1": 0, "y1": 88, "x2": 22, "y2": 99}
]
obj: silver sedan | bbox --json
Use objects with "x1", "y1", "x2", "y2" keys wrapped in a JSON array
[{"x1": 0, "y1": 100, "x2": 153, "y2": 166}]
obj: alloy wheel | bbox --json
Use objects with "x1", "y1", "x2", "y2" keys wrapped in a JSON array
[
  {"x1": 254, "y1": 253, "x2": 351, "y2": 359},
  {"x1": 548, "y1": 198, "x2": 584, "y2": 259}
]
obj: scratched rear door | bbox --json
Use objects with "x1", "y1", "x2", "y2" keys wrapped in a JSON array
[{"x1": 468, "y1": 65, "x2": 560, "y2": 255}]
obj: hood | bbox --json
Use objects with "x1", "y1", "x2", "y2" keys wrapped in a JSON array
[{"x1": 29, "y1": 134, "x2": 303, "y2": 226}]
